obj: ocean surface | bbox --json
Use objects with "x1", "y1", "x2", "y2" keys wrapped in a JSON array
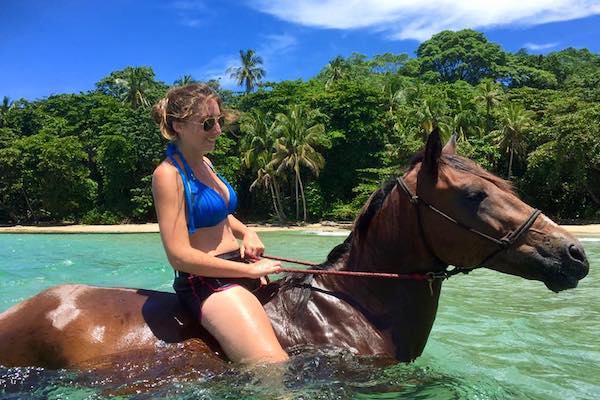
[{"x1": 0, "y1": 231, "x2": 598, "y2": 399}]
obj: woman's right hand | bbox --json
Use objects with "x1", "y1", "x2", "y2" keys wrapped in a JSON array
[{"x1": 246, "y1": 258, "x2": 281, "y2": 279}]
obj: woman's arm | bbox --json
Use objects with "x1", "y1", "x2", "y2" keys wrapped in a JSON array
[
  {"x1": 152, "y1": 163, "x2": 279, "y2": 277},
  {"x1": 227, "y1": 215, "x2": 265, "y2": 260}
]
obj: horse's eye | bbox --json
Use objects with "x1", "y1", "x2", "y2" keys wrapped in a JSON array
[{"x1": 467, "y1": 190, "x2": 487, "y2": 203}]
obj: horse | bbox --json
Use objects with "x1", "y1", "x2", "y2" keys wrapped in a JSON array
[{"x1": 0, "y1": 129, "x2": 589, "y2": 371}]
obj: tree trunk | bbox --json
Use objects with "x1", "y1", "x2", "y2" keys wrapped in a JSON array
[
  {"x1": 21, "y1": 187, "x2": 35, "y2": 223},
  {"x1": 273, "y1": 180, "x2": 287, "y2": 221},
  {"x1": 508, "y1": 147, "x2": 514, "y2": 179},
  {"x1": 295, "y1": 171, "x2": 300, "y2": 221},
  {"x1": 298, "y1": 174, "x2": 307, "y2": 222},
  {"x1": 267, "y1": 181, "x2": 281, "y2": 222}
]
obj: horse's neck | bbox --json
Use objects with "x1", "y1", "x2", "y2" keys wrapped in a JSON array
[
  {"x1": 268, "y1": 189, "x2": 445, "y2": 361},
  {"x1": 346, "y1": 188, "x2": 443, "y2": 272}
]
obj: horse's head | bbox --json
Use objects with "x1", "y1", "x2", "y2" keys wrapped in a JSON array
[{"x1": 404, "y1": 129, "x2": 589, "y2": 292}]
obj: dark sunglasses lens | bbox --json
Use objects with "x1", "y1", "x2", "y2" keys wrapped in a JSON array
[
  {"x1": 203, "y1": 116, "x2": 225, "y2": 131},
  {"x1": 203, "y1": 118, "x2": 216, "y2": 131}
]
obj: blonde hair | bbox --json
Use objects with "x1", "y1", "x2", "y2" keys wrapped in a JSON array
[{"x1": 151, "y1": 83, "x2": 223, "y2": 141}]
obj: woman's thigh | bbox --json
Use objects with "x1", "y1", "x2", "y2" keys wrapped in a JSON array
[{"x1": 200, "y1": 286, "x2": 288, "y2": 364}]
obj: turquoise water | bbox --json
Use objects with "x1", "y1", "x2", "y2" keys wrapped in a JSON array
[{"x1": 0, "y1": 232, "x2": 599, "y2": 399}]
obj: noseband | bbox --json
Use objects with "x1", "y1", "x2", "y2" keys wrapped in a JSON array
[{"x1": 395, "y1": 176, "x2": 542, "y2": 273}]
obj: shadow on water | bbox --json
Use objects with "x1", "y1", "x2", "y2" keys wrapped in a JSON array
[{"x1": 1, "y1": 346, "x2": 523, "y2": 400}]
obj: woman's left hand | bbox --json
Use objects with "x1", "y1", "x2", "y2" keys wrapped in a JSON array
[{"x1": 240, "y1": 230, "x2": 265, "y2": 261}]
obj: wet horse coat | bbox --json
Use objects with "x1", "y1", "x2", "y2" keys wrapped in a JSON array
[{"x1": 0, "y1": 130, "x2": 589, "y2": 369}]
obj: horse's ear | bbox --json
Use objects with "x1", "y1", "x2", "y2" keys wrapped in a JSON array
[
  {"x1": 442, "y1": 133, "x2": 457, "y2": 155},
  {"x1": 422, "y1": 127, "x2": 442, "y2": 179}
]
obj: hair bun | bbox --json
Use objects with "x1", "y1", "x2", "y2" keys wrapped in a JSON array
[{"x1": 152, "y1": 98, "x2": 169, "y2": 125}]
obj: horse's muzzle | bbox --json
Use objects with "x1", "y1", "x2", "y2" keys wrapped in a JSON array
[
  {"x1": 562, "y1": 242, "x2": 589, "y2": 280},
  {"x1": 544, "y1": 241, "x2": 589, "y2": 292}
]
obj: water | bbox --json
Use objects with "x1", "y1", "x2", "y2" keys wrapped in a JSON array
[{"x1": 0, "y1": 231, "x2": 598, "y2": 399}]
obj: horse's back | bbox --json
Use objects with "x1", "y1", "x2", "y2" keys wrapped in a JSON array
[{"x1": 0, "y1": 284, "x2": 220, "y2": 368}]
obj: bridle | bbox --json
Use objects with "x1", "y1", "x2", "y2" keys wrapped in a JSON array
[
  {"x1": 395, "y1": 176, "x2": 542, "y2": 275},
  {"x1": 264, "y1": 174, "x2": 542, "y2": 288}
]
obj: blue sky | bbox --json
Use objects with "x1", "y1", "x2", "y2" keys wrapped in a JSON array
[{"x1": 2, "y1": 0, "x2": 600, "y2": 100}]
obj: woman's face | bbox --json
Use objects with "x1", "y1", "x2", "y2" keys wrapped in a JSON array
[{"x1": 176, "y1": 98, "x2": 223, "y2": 154}]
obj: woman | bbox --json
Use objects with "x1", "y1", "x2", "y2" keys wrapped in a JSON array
[{"x1": 151, "y1": 84, "x2": 288, "y2": 364}]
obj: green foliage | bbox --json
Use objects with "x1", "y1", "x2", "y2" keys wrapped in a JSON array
[
  {"x1": 523, "y1": 104, "x2": 600, "y2": 218},
  {"x1": 130, "y1": 175, "x2": 155, "y2": 221},
  {"x1": 324, "y1": 201, "x2": 357, "y2": 221},
  {"x1": 304, "y1": 181, "x2": 326, "y2": 220},
  {"x1": 96, "y1": 66, "x2": 166, "y2": 108},
  {"x1": 416, "y1": 29, "x2": 507, "y2": 84},
  {"x1": 1, "y1": 134, "x2": 97, "y2": 222},
  {"x1": 2, "y1": 30, "x2": 600, "y2": 224},
  {"x1": 95, "y1": 135, "x2": 137, "y2": 213},
  {"x1": 81, "y1": 209, "x2": 122, "y2": 225}
]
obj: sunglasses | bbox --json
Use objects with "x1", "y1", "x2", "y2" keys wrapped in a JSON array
[{"x1": 189, "y1": 114, "x2": 226, "y2": 131}]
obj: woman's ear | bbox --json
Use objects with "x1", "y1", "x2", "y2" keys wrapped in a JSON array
[{"x1": 171, "y1": 120, "x2": 183, "y2": 136}]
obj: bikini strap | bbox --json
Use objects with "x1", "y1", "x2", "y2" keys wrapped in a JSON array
[
  {"x1": 166, "y1": 143, "x2": 198, "y2": 233},
  {"x1": 167, "y1": 143, "x2": 198, "y2": 180}
]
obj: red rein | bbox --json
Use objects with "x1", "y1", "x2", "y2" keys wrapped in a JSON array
[{"x1": 262, "y1": 254, "x2": 431, "y2": 281}]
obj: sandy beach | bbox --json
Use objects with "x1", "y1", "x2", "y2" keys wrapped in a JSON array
[
  {"x1": 0, "y1": 222, "x2": 599, "y2": 236},
  {"x1": 0, "y1": 222, "x2": 350, "y2": 234}
]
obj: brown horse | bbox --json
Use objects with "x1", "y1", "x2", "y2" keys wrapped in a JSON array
[{"x1": 0, "y1": 130, "x2": 589, "y2": 370}]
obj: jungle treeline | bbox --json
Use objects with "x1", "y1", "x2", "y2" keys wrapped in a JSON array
[{"x1": 0, "y1": 29, "x2": 599, "y2": 225}]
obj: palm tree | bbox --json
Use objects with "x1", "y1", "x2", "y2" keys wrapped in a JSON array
[
  {"x1": 495, "y1": 103, "x2": 534, "y2": 179},
  {"x1": 324, "y1": 56, "x2": 348, "y2": 88},
  {"x1": 381, "y1": 75, "x2": 411, "y2": 115},
  {"x1": 415, "y1": 96, "x2": 448, "y2": 140},
  {"x1": 452, "y1": 99, "x2": 482, "y2": 141},
  {"x1": 240, "y1": 110, "x2": 286, "y2": 221},
  {"x1": 113, "y1": 67, "x2": 155, "y2": 108},
  {"x1": 250, "y1": 155, "x2": 287, "y2": 222},
  {"x1": 227, "y1": 49, "x2": 266, "y2": 93},
  {"x1": 269, "y1": 105, "x2": 327, "y2": 221},
  {"x1": 475, "y1": 79, "x2": 503, "y2": 136},
  {"x1": 173, "y1": 75, "x2": 196, "y2": 86},
  {"x1": 0, "y1": 96, "x2": 12, "y2": 128}
]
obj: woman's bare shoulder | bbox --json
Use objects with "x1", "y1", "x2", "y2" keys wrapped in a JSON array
[
  {"x1": 203, "y1": 156, "x2": 214, "y2": 167},
  {"x1": 153, "y1": 160, "x2": 180, "y2": 190}
]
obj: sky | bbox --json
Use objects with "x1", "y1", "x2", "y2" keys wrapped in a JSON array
[{"x1": 2, "y1": 0, "x2": 600, "y2": 100}]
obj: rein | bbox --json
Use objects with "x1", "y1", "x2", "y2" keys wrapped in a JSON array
[
  {"x1": 263, "y1": 254, "x2": 461, "y2": 281},
  {"x1": 263, "y1": 175, "x2": 541, "y2": 286}
]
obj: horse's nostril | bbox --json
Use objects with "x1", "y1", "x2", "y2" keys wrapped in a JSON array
[{"x1": 568, "y1": 244, "x2": 587, "y2": 264}]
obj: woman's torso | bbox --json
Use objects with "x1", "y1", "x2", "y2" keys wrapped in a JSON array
[{"x1": 165, "y1": 144, "x2": 239, "y2": 256}]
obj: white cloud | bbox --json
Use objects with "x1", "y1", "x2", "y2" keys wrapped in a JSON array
[
  {"x1": 259, "y1": 33, "x2": 298, "y2": 56},
  {"x1": 524, "y1": 42, "x2": 559, "y2": 51},
  {"x1": 169, "y1": 0, "x2": 214, "y2": 28},
  {"x1": 249, "y1": 0, "x2": 600, "y2": 41},
  {"x1": 190, "y1": 55, "x2": 240, "y2": 89}
]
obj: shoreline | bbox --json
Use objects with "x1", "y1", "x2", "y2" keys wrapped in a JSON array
[
  {"x1": 0, "y1": 223, "x2": 599, "y2": 236},
  {"x1": 0, "y1": 223, "x2": 352, "y2": 234}
]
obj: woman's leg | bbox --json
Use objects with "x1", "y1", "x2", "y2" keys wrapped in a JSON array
[{"x1": 199, "y1": 286, "x2": 288, "y2": 364}]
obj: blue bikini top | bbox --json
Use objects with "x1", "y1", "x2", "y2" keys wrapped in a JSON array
[{"x1": 166, "y1": 143, "x2": 238, "y2": 233}]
